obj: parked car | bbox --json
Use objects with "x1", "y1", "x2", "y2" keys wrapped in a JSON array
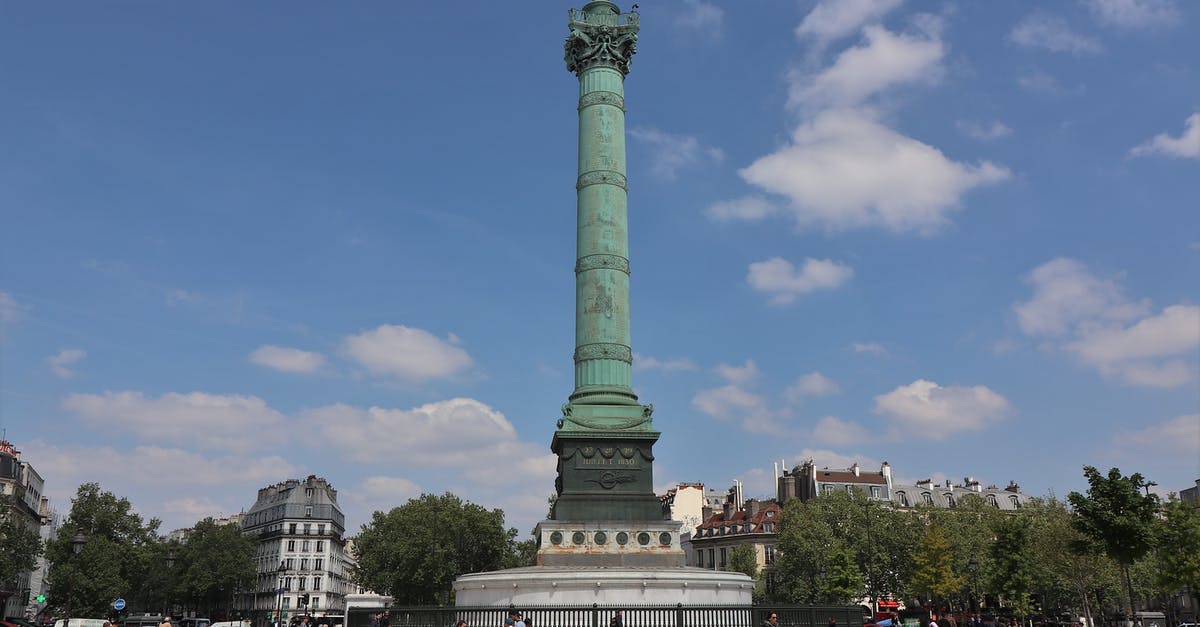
[{"x1": 54, "y1": 619, "x2": 109, "y2": 627}]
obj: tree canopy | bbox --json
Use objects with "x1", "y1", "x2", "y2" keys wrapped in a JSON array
[
  {"x1": 351, "y1": 492, "x2": 519, "y2": 605},
  {"x1": 0, "y1": 495, "x2": 44, "y2": 598}
]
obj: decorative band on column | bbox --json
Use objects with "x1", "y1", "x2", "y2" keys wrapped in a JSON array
[
  {"x1": 573, "y1": 343, "x2": 633, "y2": 364},
  {"x1": 576, "y1": 170, "x2": 627, "y2": 191},
  {"x1": 575, "y1": 254, "x2": 630, "y2": 274},
  {"x1": 577, "y1": 91, "x2": 625, "y2": 111}
]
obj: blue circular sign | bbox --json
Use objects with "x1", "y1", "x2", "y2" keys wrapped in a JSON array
[{"x1": 114, "y1": 599, "x2": 126, "y2": 611}]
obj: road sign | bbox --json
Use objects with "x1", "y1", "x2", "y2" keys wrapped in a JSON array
[{"x1": 114, "y1": 599, "x2": 126, "y2": 611}]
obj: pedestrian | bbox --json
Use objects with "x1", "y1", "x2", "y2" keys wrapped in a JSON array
[
  {"x1": 161, "y1": 617, "x2": 172, "y2": 627},
  {"x1": 763, "y1": 612, "x2": 779, "y2": 627},
  {"x1": 610, "y1": 611, "x2": 623, "y2": 627},
  {"x1": 456, "y1": 622, "x2": 467, "y2": 627},
  {"x1": 829, "y1": 617, "x2": 837, "y2": 627},
  {"x1": 371, "y1": 614, "x2": 381, "y2": 627},
  {"x1": 380, "y1": 612, "x2": 391, "y2": 627},
  {"x1": 930, "y1": 613, "x2": 940, "y2": 627}
]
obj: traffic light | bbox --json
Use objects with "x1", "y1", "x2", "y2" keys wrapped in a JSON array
[{"x1": 300, "y1": 594, "x2": 309, "y2": 606}]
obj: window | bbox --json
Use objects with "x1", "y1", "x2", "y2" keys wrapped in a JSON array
[
  {"x1": 313, "y1": 578, "x2": 321, "y2": 591},
  {"x1": 765, "y1": 545, "x2": 776, "y2": 565},
  {"x1": 305, "y1": 506, "x2": 313, "y2": 518},
  {"x1": 897, "y1": 491, "x2": 909, "y2": 507},
  {"x1": 697, "y1": 551, "x2": 705, "y2": 567},
  {"x1": 744, "y1": 523, "x2": 752, "y2": 533},
  {"x1": 870, "y1": 486, "x2": 881, "y2": 498},
  {"x1": 922, "y1": 492, "x2": 933, "y2": 505},
  {"x1": 719, "y1": 547, "x2": 727, "y2": 568},
  {"x1": 1010, "y1": 495, "x2": 1021, "y2": 509},
  {"x1": 317, "y1": 524, "x2": 325, "y2": 535},
  {"x1": 305, "y1": 488, "x2": 314, "y2": 498},
  {"x1": 316, "y1": 540, "x2": 324, "y2": 552},
  {"x1": 302, "y1": 540, "x2": 310, "y2": 552},
  {"x1": 287, "y1": 540, "x2": 296, "y2": 551},
  {"x1": 301, "y1": 558, "x2": 308, "y2": 570},
  {"x1": 304, "y1": 523, "x2": 311, "y2": 534},
  {"x1": 987, "y1": 494, "x2": 999, "y2": 508},
  {"x1": 764, "y1": 522, "x2": 774, "y2": 532},
  {"x1": 847, "y1": 485, "x2": 854, "y2": 493},
  {"x1": 822, "y1": 484, "x2": 833, "y2": 495},
  {"x1": 315, "y1": 558, "x2": 324, "y2": 570},
  {"x1": 311, "y1": 598, "x2": 319, "y2": 609},
  {"x1": 945, "y1": 493, "x2": 956, "y2": 508},
  {"x1": 708, "y1": 549, "x2": 715, "y2": 569},
  {"x1": 289, "y1": 523, "x2": 297, "y2": 534},
  {"x1": 283, "y1": 577, "x2": 293, "y2": 591},
  {"x1": 286, "y1": 558, "x2": 295, "y2": 569},
  {"x1": 283, "y1": 598, "x2": 291, "y2": 609}
]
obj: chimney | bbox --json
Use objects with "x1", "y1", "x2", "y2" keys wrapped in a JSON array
[
  {"x1": 722, "y1": 501, "x2": 734, "y2": 520},
  {"x1": 852, "y1": 463, "x2": 860, "y2": 477},
  {"x1": 746, "y1": 498, "x2": 761, "y2": 518},
  {"x1": 702, "y1": 504, "x2": 713, "y2": 522}
]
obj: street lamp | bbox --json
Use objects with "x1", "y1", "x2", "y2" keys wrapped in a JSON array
[
  {"x1": 968, "y1": 558, "x2": 980, "y2": 615},
  {"x1": 276, "y1": 561, "x2": 287, "y2": 627},
  {"x1": 68, "y1": 532, "x2": 87, "y2": 627},
  {"x1": 865, "y1": 498, "x2": 876, "y2": 616}
]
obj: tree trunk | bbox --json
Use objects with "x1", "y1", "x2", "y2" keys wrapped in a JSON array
[{"x1": 1121, "y1": 563, "x2": 1135, "y2": 626}]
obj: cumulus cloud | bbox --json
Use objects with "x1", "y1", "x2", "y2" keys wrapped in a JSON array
[
  {"x1": 629, "y1": 127, "x2": 723, "y2": 179},
  {"x1": 634, "y1": 353, "x2": 697, "y2": 372},
  {"x1": 1014, "y1": 258, "x2": 1198, "y2": 387},
  {"x1": 1114, "y1": 414, "x2": 1200, "y2": 452},
  {"x1": 63, "y1": 391, "x2": 287, "y2": 451},
  {"x1": 875, "y1": 379, "x2": 1010, "y2": 438},
  {"x1": 355, "y1": 476, "x2": 423, "y2": 503},
  {"x1": 1130, "y1": 113, "x2": 1200, "y2": 159},
  {"x1": 1009, "y1": 14, "x2": 1103, "y2": 55},
  {"x1": 674, "y1": 0, "x2": 724, "y2": 37},
  {"x1": 811, "y1": 416, "x2": 870, "y2": 445},
  {"x1": 47, "y1": 349, "x2": 86, "y2": 378},
  {"x1": 785, "y1": 371, "x2": 842, "y2": 401},
  {"x1": 0, "y1": 291, "x2": 29, "y2": 323},
  {"x1": 789, "y1": 26, "x2": 944, "y2": 110},
  {"x1": 740, "y1": 109, "x2": 1010, "y2": 233},
  {"x1": 957, "y1": 120, "x2": 1013, "y2": 141},
  {"x1": 342, "y1": 324, "x2": 473, "y2": 381},
  {"x1": 747, "y1": 257, "x2": 854, "y2": 304},
  {"x1": 705, "y1": 196, "x2": 779, "y2": 223},
  {"x1": 795, "y1": 0, "x2": 903, "y2": 47},
  {"x1": 1018, "y1": 69, "x2": 1065, "y2": 94},
  {"x1": 166, "y1": 289, "x2": 195, "y2": 305},
  {"x1": 1087, "y1": 0, "x2": 1180, "y2": 28},
  {"x1": 715, "y1": 360, "x2": 760, "y2": 385},
  {"x1": 692, "y1": 360, "x2": 782, "y2": 434},
  {"x1": 250, "y1": 345, "x2": 326, "y2": 374}
]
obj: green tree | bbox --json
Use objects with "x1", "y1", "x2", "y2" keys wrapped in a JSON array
[
  {"x1": 352, "y1": 492, "x2": 515, "y2": 605},
  {"x1": 989, "y1": 514, "x2": 1036, "y2": 621},
  {"x1": 0, "y1": 495, "x2": 44, "y2": 607},
  {"x1": 911, "y1": 521, "x2": 965, "y2": 608},
  {"x1": 729, "y1": 544, "x2": 758, "y2": 579},
  {"x1": 175, "y1": 518, "x2": 256, "y2": 616},
  {"x1": 503, "y1": 538, "x2": 538, "y2": 569},
  {"x1": 46, "y1": 483, "x2": 161, "y2": 617},
  {"x1": 773, "y1": 499, "x2": 864, "y2": 604},
  {"x1": 1067, "y1": 466, "x2": 1160, "y2": 619},
  {"x1": 1023, "y1": 498, "x2": 1117, "y2": 626},
  {"x1": 1155, "y1": 495, "x2": 1200, "y2": 609}
]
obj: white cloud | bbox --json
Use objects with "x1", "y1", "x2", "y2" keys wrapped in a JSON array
[
  {"x1": 740, "y1": 109, "x2": 1010, "y2": 233},
  {"x1": 629, "y1": 127, "x2": 723, "y2": 179},
  {"x1": 250, "y1": 345, "x2": 326, "y2": 374},
  {"x1": 0, "y1": 291, "x2": 29, "y2": 322},
  {"x1": 1018, "y1": 69, "x2": 1064, "y2": 93},
  {"x1": 634, "y1": 353, "x2": 697, "y2": 372},
  {"x1": 342, "y1": 324, "x2": 473, "y2": 381},
  {"x1": 674, "y1": 0, "x2": 724, "y2": 37},
  {"x1": 355, "y1": 476, "x2": 423, "y2": 503},
  {"x1": 691, "y1": 384, "x2": 776, "y2": 433},
  {"x1": 785, "y1": 371, "x2": 842, "y2": 400},
  {"x1": 705, "y1": 195, "x2": 779, "y2": 223},
  {"x1": 715, "y1": 360, "x2": 760, "y2": 385},
  {"x1": 1115, "y1": 414, "x2": 1200, "y2": 452},
  {"x1": 789, "y1": 26, "x2": 944, "y2": 110},
  {"x1": 63, "y1": 391, "x2": 287, "y2": 451},
  {"x1": 811, "y1": 416, "x2": 870, "y2": 445},
  {"x1": 1087, "y1": 0, "x2": 1180, "y2": 28},
  {"x1": 851, "y1": 342, "x2": 888, "y2": 356},
  {"x1": 957, "y1": 120, "x2": 1013, "y2": 141},
  {"x1": 1014, "y1": 258, "x2": 1197, "y2": 387},
  {"x1": 1130, "y1": 113, "x2": 1200, "y2": 159},
  {"x1": 875, "y1": 379, "x2": 1010, "y2": 438},
  {"x1": 47, "y1": 349, "x2": 87, "y2": 378},
  {"x1": 795, "y1": 0, "x2": 903, "y2": 46},
  {"x1": 1013, "y1": 257, "x2": 1147, "y2": 336},
  {"x1": 785, "y1": 449, "x2": 885, "y2": 476},
  {"x1": 747, "y1": 257, "x2": 854, "y2": 304},
  {"x1": 166, "y1": 289, "x2": 194, "y2": 305},
  {"x1": 1009, "y1": 14, "x2": 1103, "y2": 55}
]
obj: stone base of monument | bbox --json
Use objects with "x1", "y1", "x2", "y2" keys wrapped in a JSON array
[
  {"x1": 452, "y1": 565, "x2": 754, "y2": 606},
  {"x1": 533, "y1": 520, "x2": 685, "y2": 567}
]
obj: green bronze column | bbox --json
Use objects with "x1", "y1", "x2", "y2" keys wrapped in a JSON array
[{"x1": 550, "y1": 1, "x2": 662, "y2": 525}]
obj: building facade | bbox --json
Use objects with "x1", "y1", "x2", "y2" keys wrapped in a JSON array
[
  {"x1": 0, "y1": 441, "x2": 50, "y2": 619},
  {"x1": 890, "y1": 478, "x2": 1029, "y2": 511},
  {"x1": 689, "y1": 497, "x2": 782, "y2": 593},
  {"x1": 778, "y1": 460, "x2": 893, "y2": 503},
  {"x1": 241, "y1": 477, "x2": 354, "y2": 618}
]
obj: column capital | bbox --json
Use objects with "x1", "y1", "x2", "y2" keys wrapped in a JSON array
[{"x1": 565, "y1": 5, "x2": 639, "y2": 76}]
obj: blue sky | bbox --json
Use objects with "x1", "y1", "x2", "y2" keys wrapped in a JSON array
[{"x1": 2, "y1": 0, "x2": 1198, "y2": 536}]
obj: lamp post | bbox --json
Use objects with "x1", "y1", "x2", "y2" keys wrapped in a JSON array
[
  {"x1": 866, "y1": 498, "x2": 876, "y2": 616},
  {"x1": 968, "y1": 558, "x2": 980, "y2": 615},
  {"x1": 68, "y1": 532, "x2": 87, "y2": 626},
  {"x1": 275, "y1": 562, "x2": 287, "y2": 627}
]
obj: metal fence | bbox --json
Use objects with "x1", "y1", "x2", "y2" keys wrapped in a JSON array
[{"x1": 348, "y1": 605, "x2": 862, "y2": 627}]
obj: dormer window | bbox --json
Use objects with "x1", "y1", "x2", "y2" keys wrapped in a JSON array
[
  {"x1": 922, "y1": 492, "x2": 933, "y2": 505},
  {"x1": 897, "y1": 491, "x2": 909, "y2": 507}
]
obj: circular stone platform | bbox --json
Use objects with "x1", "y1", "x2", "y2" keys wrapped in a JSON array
[{"x1": 453, "y1": 566, "x2": 753, "y2": 606}]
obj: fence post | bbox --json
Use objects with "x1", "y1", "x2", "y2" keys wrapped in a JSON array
[{"x1": 676, "y1": 603, "x2": 684, "y2": 627}]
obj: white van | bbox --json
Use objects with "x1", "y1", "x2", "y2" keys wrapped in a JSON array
[{"x1": 54, "y1": 619, "x2": 109, "y2": 627}]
